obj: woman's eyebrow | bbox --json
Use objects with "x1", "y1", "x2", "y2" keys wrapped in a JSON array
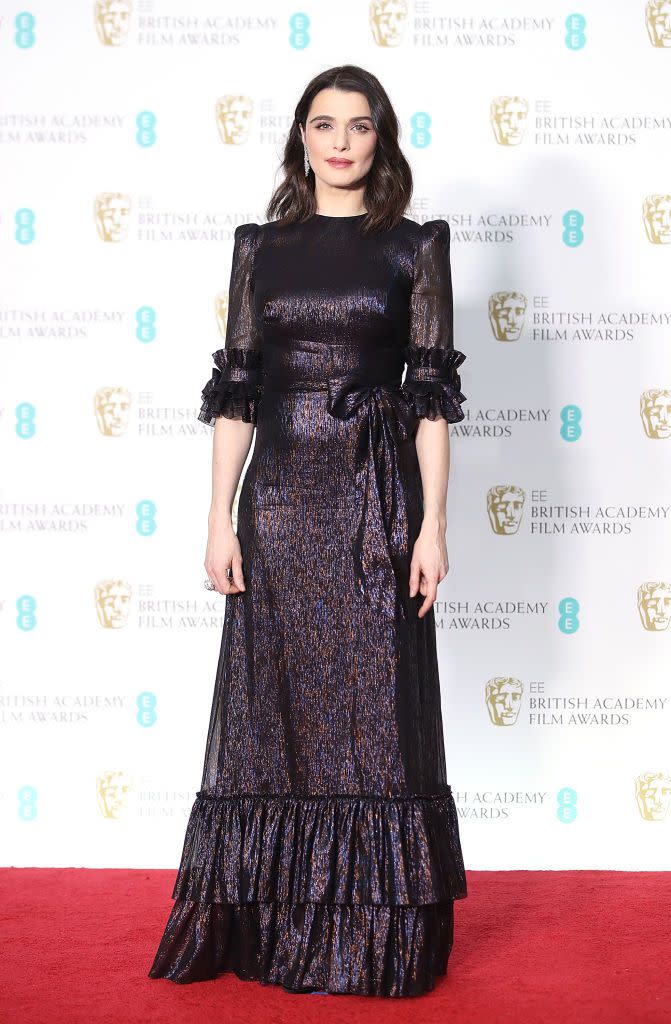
[{"x1": 307, "y1": 115, "x2": 374, "y2": 124}]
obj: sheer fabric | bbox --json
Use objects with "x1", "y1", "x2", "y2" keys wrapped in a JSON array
[
  {"x1": 198, "y1": 223, "x2": 263, "y2": 425},
  {"x1": 403, "y1": 219, "x2": 468, "y2": 422}
]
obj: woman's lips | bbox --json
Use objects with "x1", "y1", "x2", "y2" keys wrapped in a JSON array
[{"x1": 326, "y1": 158, "x2": 353, "y2": 167}]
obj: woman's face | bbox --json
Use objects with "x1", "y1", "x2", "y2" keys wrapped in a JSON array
[{"x1": 300, "y1": 88, "x2": 377, "y2": 191}]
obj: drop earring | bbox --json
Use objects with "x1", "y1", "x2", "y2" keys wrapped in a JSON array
[{"x1": 303, "y1": 144, "x2": 311, "y2": 177}]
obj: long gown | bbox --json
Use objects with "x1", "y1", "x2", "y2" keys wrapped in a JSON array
[{"x1": 148, "y1": 212, "x2": 469, "y2": 997}]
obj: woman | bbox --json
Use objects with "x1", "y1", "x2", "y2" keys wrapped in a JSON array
[{"x1": 148, "y1": 64, "x2": 468, "y2": 998}]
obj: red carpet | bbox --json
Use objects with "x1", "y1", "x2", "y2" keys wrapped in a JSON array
[{"x1": 1, "y1": 868, "x2": 668, "y2": 1023}]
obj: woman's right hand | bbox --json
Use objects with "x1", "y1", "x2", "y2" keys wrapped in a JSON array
[{"x1": 204, "y1": 520, "x2": 246, "y2": 595}]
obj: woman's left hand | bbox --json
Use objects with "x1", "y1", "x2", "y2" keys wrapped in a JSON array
[{"x1": 409, "y1": 520, "x2": 449, "y2": 618}]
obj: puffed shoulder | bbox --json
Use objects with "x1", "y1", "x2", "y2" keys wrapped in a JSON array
[
  {"x1": 231, "y1": 223, "x2": 262, "y2": 270},
  {"x1": 416, "y1": 218, "x2": 450, "y2": 252},
  {"x1": 233, "y1": 221, "x2": 259, "y2": 239}
]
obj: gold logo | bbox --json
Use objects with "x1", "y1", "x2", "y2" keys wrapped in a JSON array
[
  {"x1": 95, "y1": 387, "x2": 132, "y2": 436},
  {"x1": 487, "y1": 485, "x2": 526, "y2": 534},
  {"x1": 489, "y1": 291, "x2": 527, "y2": 341},
  {"x1": 490, "y1": 97, "x2": 529, "y2": 146},
  {"x1": 636, "y1": 772, "x2": 671, "y2": 820},
  {"x1": 94, "y1": 192, "x2": 131, "y2": 242},
  {"x1": 369, "y1": 0, "x2": 408, "y2": 47},
  {"x1": 486, "y1": 676, "x2": 524, "y2": 725},
  {"x1": 95, "y1": 580, "x2": 132, "y2": 628},
  {"x1": 94, "y1": 0, "x2": 132, "y2": 47},
  {"x1": 97, "y1": 770, "x2": 132, "y2": 818},
  {"x1": 645, "y1": 1, "x2": 671, "y2": 47},
  {"x1": 637, "y1": 582, "x2": 671, "y2": 631},
  {"x1": 643, "y1": 194, "x2": 671, "y2": 243},
  {"x1": 215, "y1": 96, "x2": 254, "y2": 145},
  {"x1": 641, "y1": 389, "x2": 671, "y2": 438}
]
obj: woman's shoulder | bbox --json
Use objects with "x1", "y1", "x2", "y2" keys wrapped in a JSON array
[
  {"x1": 231, "y1": 222, "x2": 263, "y2": 262},
  {"x1": 401, "y1": 217, "x2": 450, "y2": 242},
  {"x1": 237, "y1": 216, "x2": 448, "y2": 231},
  {"x1": 237, "y1": 216, "x2": 450, "y2": 255},
  {"x1": 400, "y1": 218, "x2": 451, "y2": 268},
  {"x1": 236, "y1": 220, "x2": 287, "y2": 246},
  {"x1": 233, "y1": 221, "x2": 259, "y2": 241}
]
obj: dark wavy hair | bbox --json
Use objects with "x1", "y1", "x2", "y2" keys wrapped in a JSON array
[{"x1": 266, "y1": 65, "x2": 413, "y2": 233}]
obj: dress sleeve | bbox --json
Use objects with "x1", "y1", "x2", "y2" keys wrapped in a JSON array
[
  {"x1": 401, "y1": 219, "x2": 467, "y2": 423},
  {"x1": 197, "y1": 222, "x2": 263, "y2": 426}
]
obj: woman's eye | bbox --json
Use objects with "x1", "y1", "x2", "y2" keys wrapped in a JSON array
[{"x1": 314, "y1": 122, "x2": 370, "y2": 131}]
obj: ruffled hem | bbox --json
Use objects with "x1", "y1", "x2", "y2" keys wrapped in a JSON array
[
  {"x1": 147, "y1": 899, "x2": 455, "y2": 996},
  {"x1": 401, "y1": 344, "x2": 467, "y2": 423},
  {"x1": 170, "y1": 788, "x2": 467, "y2": 905},
  {"x1": 198, "y1": 348, "x2": 263, "y2": 426}
]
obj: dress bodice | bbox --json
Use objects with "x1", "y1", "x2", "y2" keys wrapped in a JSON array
[
  {"x1": 253, "y1": 213, "x2": 414, "y2": 353},
  {"x1": 198, "y1": 213, "x2": 467, "y2": 427}
]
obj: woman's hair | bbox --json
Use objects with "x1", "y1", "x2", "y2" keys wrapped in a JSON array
[{"x1": 266, "y1": 65, "x2": 413, "y2": 233}]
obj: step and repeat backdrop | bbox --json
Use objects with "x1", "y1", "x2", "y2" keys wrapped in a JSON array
[{"x1": 1, "y1": 1, "x2": 670, "y2": 872}]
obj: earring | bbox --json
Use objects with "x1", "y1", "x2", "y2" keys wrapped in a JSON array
[{"x1": 303, "y1": 144, "x2": 311, "y2": 177}]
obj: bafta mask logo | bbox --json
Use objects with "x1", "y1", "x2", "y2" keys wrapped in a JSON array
[
  {"x1": 94, "y1": 192, "x2": 131, "y2": 242},
  {"x1": 94, "y1": 0, "x2": 132, "y2": 47},
  {"x1": 95, "y1": 580, "x2": 132, "y2": 629},
  {"x1": 643, "y1": 194, "x2": 671, "y2": 244},
  {"x1": 485, "y1": 676, "x2": 524, "y2": 725},
  {"x1": 635, "y1": 771, "x2": 671, "y2": 820},
  {"x1": 95, "y1": 387, "x2": 131, "y2": 436},
  {"x1": 490, "y1": 96, "x2": 529, "y2": 146},
  {"x1": 215, "y1": 96, "x2": 254, "y2": 145},
  {"x1": 369, "y1": 0, "x2": 408, "y2": 47},
  {"x1": 645, "y1": 0, "x2": 671, "y2": 47},
  {"x1": 640, "y1": 389, "x2": 671, "y2": 438},
  {"x1": 637, "y1": 582, "x2": 671, "y2": 631},
  {"x1": 489, "y1": 291, "x2": 527, "y2": 341},
  {"x1": 97, "y1": 770, "x2": 132, "y2": 818},
  {"x1": 215, "y1": 292, "x2": 230, "y2": 337},
  {"x1": 487, "y1": 485, "x2": 526, "y2": 534}
]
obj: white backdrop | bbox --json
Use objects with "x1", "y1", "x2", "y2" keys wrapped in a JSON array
[{"x1": 2, "y1": 1, "x2": 670, "y2": 872}]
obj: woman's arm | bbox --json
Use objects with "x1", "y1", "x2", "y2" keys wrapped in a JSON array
[
  {"x1": 198, "y1": 222, "x2": 262, "y2": 596},
  {"x1": 411, "y1": 418, "x2": 450, "y2": 618},
  {"x1": 205, "y1": 418, "x2": 255, "y2": 595}
]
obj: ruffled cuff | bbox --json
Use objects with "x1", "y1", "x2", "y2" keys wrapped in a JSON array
[
  {"x1": 197, "y1": 348, "x2": 263, "y2": 426},
  {"x1": 401, "y1": 344, "x2": 467, "y2": 423}
]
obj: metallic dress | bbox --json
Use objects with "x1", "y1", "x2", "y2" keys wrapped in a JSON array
[{"x1": 148, "y1": 212, "x2": 469, "y2": 997}]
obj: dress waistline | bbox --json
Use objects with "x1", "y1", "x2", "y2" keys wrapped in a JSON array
[{"x1": 260, "y1": 343, "x2": 404, "y2": 393}]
